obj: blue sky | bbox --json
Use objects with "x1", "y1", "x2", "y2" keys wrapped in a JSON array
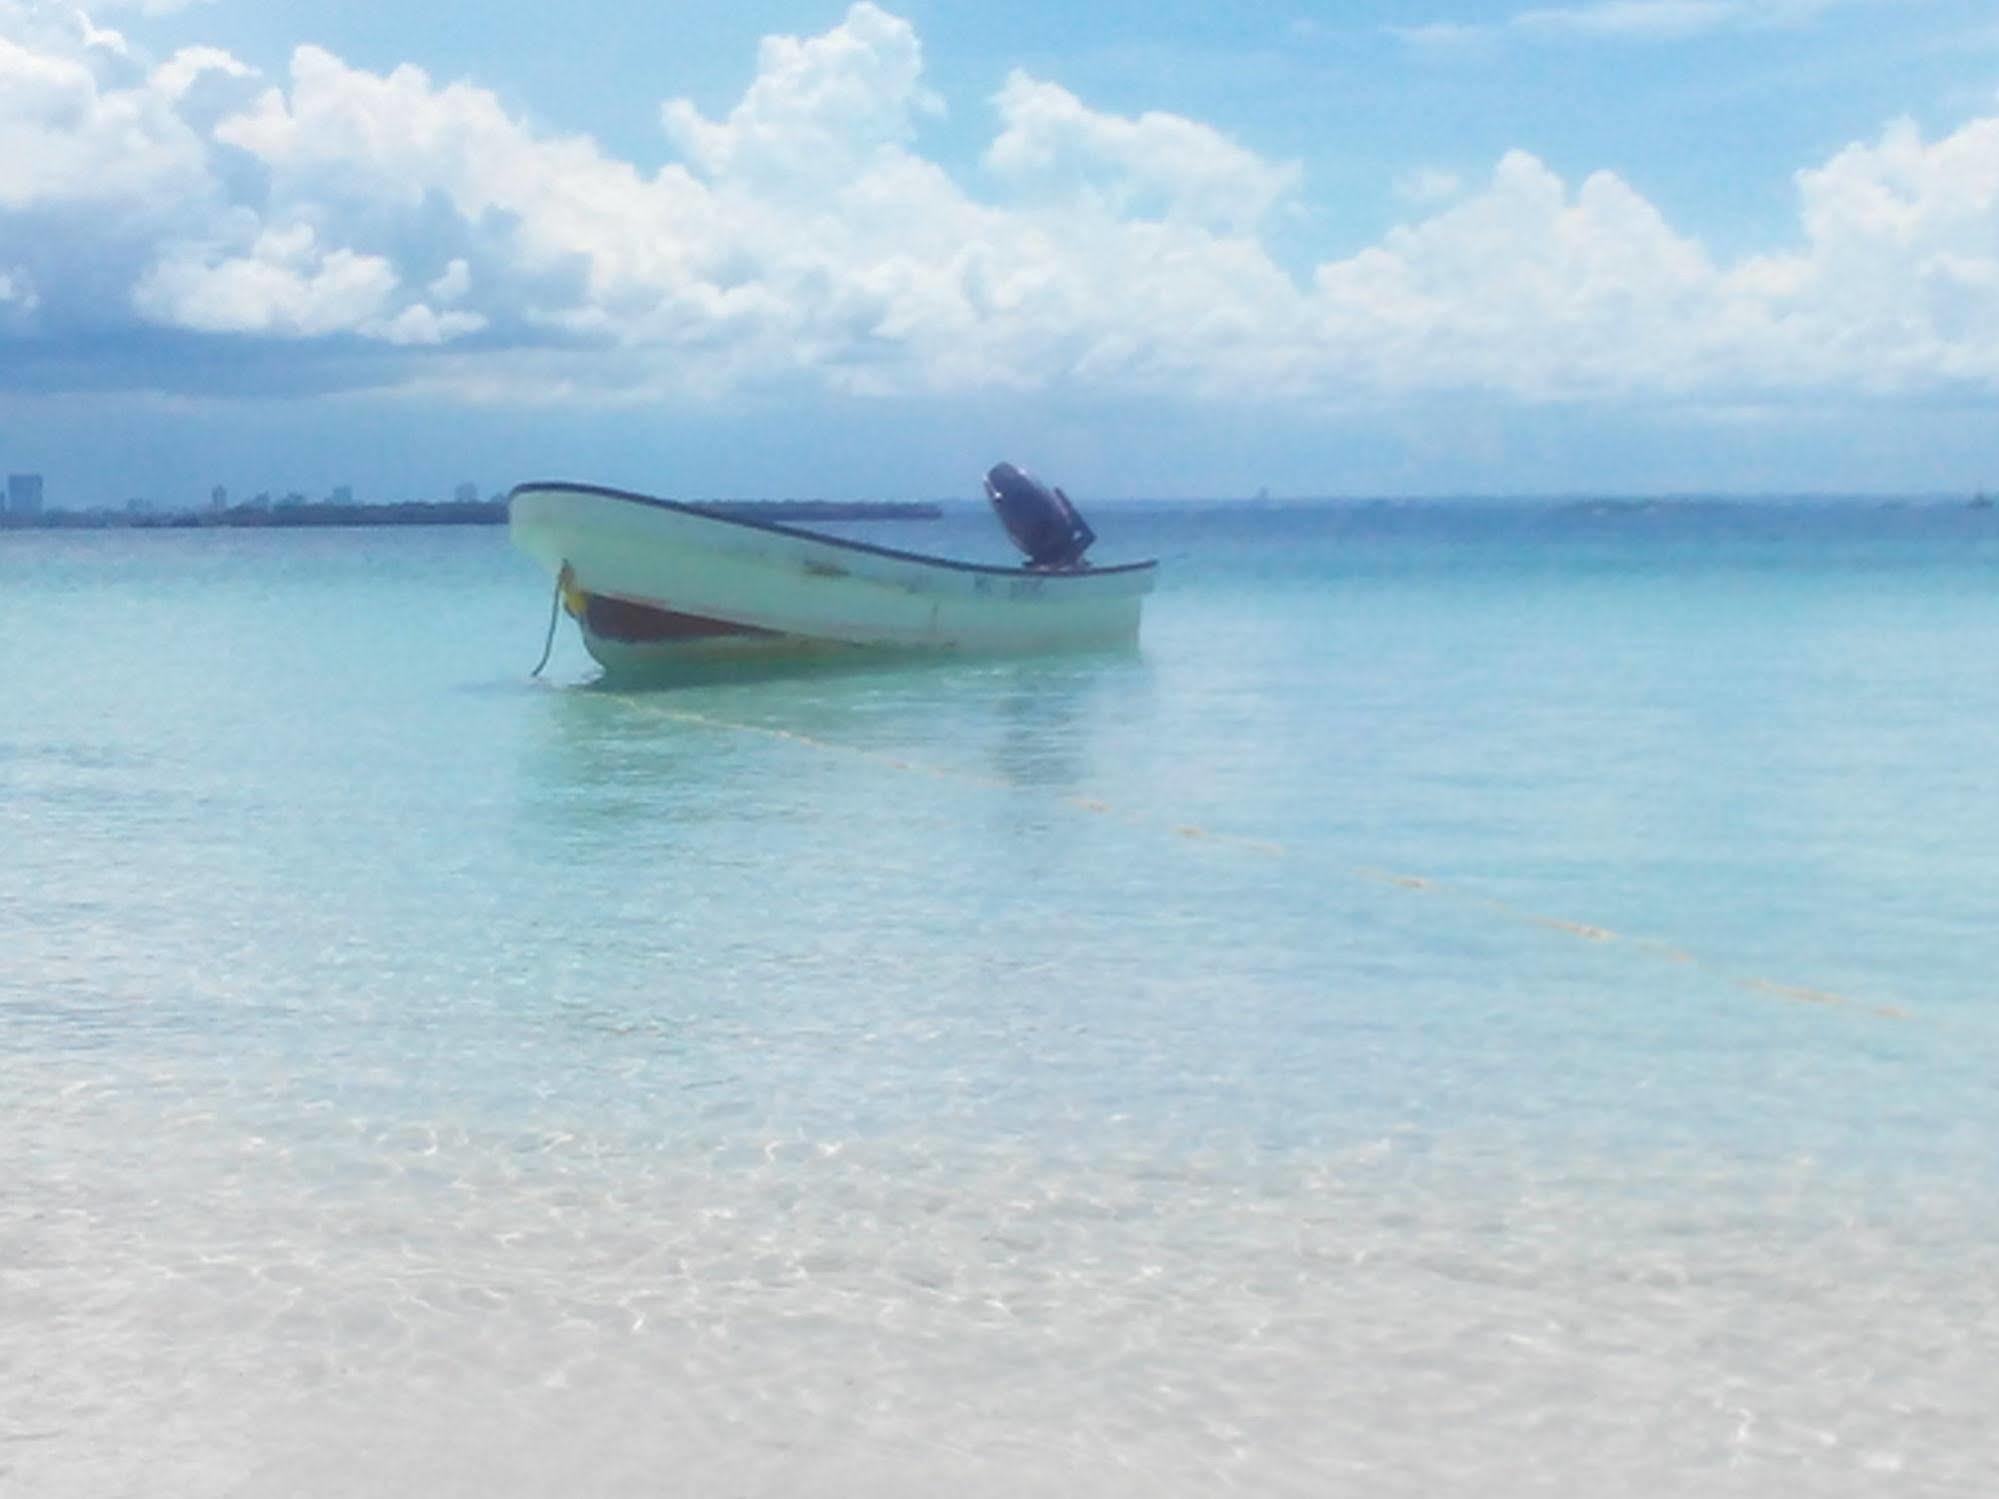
[{"x1": 3, "y1": 0, "x2": 1998, "y2": 504}]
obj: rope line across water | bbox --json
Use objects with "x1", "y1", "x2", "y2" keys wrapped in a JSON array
[{"x1": 603, "y1": 693, "x2": 1910, "y2": 1026}]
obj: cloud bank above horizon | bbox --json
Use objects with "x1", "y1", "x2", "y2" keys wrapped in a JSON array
[{"x1": 4, "y1": 0, "x2": 1999, "y2": 417}]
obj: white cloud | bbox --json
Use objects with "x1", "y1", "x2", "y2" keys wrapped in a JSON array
[
  {"x1": 131, "y1": 220, "x2": 486, "y2": 344},
  {"x1": 662, "y1": 1, "x2": 939, "y2": 188},
  {"x1": 2, "y1": 1, "x2": 1999, "y2": 409},
  {"x1": 0, "y1": 264, "x2": 38, "y2": 314},
  {"x1": 149, "y1": 43, "x2": 250, "y2": 100},
  {"x1": 91, "y1": 0, "x2": 218, "y2": 13},
  {"x1": 1397, "y1": 0, "x2": 1858, "y2": 49},
  {"x1": 1729, "y1": 115, "x2": 1999, "y2": 387},
  {"x1": 0, "y1": 30, "x2": 212, "y2": 208},
  {"x1": 985, "y1": 71, "x2": 1300, "y2": 234},
  {"x1": 428, "y1": 258, "x2": 471, "y2": 303},
  {"x1": 206, "y1": 42, "x2": 748, "y2": 353},
  {"x1": 1394, "y1": 167, "x2": 1466, "y2": 207},
  {"x1": 375, "y1": 301, "x2": 487, "y2": 346},
  {"x1": 134, "y1": 222, "x2": 402, "y2": 337},
  {"x1": 1312, "y1": 152, "x2": 1719, "y2": 397},
  {"x1": 1388, "y1": 21, "x2": 1496, "y2": 53},
  {"x1": 1512, "y1": 1, "x2": 1738, "y2": 40}
]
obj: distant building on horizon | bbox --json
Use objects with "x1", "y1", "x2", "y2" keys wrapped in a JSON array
[
  {"x1": 330, "y1": 484, "x2": 354, "y2": 507},
  {"x1": 454, "y1": 480, "x2": 479, "y2": 505},
  {"x1": 210, "y1": 484, "x2": 228, "y2": 511},
  {"x1": 7, "y1": 473, "x2": 44, "y2": 516}
]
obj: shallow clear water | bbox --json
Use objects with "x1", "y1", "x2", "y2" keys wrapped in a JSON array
[{"x1": 5, "y1": 503, "x2": 1998, "y2": 1495}]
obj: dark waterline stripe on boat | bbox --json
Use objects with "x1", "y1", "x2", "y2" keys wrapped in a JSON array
[
  {"x1": 583, "y1": 593, "x2": 776, "y2": 642},
  {"x1": 509, "y1": 481, "x2": 1159, "y2": 580}
]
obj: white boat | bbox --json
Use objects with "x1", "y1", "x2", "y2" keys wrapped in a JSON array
[{"x1": 508, "y1": 477, "x2": 1157, "y2": 677}]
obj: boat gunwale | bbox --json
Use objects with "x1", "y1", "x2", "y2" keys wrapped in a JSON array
[{"x1": 508, "y1": 480, "x2": 1159, "y2": 581}]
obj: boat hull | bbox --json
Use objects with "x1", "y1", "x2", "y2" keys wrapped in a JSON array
[{"x1": 509, "y1": 482, "x2": 1156, "y2": 674}]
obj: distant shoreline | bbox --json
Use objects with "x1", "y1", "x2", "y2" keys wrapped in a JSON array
[
  {"x1": 0, "y1": 498, "x2": 946, "y2": 532},
  {"x1": 5, "y1": 494, "x2": 1990, "y2": 533}
]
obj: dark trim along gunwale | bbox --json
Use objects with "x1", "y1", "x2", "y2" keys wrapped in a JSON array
[{"x1": 507, "y1": 481, "x2": 1158, "y2": 580}]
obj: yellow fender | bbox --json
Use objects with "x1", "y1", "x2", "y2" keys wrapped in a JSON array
[{"x1": 557, "y1": 561, "x2": 588, "y2": 619}]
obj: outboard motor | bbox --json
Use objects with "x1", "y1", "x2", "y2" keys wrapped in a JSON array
[{"x1": 983, "y1": 462, "x2": 1097, "y2": 570}]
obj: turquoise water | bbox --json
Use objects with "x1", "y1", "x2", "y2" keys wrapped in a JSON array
[{"x1": 6, "y1": 503, "x2": 1998, "y2": 1495}]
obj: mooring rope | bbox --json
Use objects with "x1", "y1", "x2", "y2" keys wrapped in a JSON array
[
  {"x1": 588, "y1": 693, "x2": 1917, "y2": 1024},
  {"x1": 529, "y1": 566, "x2": 567, "y2": 679}
]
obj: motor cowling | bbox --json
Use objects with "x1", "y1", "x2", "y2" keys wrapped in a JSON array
[{"x1": 983, "y1": 462, "x2": 1097, "y2": 569}]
